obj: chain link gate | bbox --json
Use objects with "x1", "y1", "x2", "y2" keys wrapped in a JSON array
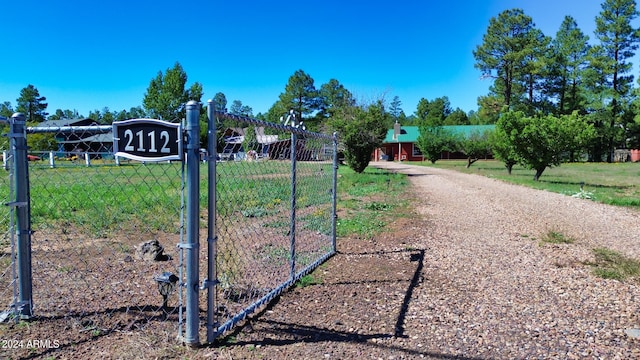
[
  {"x1": 202, "y1": 105, "x2": 337, "y2": 342},
  {"x1": 0, "y1": 102, "x2": 337, "y2": 353},
  {"x1": 202, "y1": 104, "x2": 338, "y2": 342}
]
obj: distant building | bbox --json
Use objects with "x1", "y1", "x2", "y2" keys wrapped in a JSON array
[
  {"x1": 374, "y1": 125, "x2": 495, "y2": 162},
  {"x1": 220, "y1": 127, "x2": 280, "y2": 160},
  {"x1": 29, "y1": 119, "x2": 113, "y2": 157}
]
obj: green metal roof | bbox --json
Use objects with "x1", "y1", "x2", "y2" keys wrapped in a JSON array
[
  {"x1": 383, "y1": 125, "x2": 495, "y2": 143},
  {"x1": 383, "y1": 126, "x2": 421, "y2": 143}
]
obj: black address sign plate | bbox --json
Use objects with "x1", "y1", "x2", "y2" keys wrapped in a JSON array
[{"x1": 112, "y1": 119, "x2": 182, "y2": 161}]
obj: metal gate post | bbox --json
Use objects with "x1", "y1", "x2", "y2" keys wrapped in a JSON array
[
  {"x1": 331, "y1": 132, "x2": 338, "y2": 254},
  {"x1": 288, "y1": 112, "x2": 297, "y2": 281},
  {"x1": 183, "y1": 101, "x2": 201, "y2": 346},
  {"x1": 204, "y1": 100, "x2": 218, "y2": 343},
  {"x1": 10, "y1": 113, "x2": 32, "y2": 318}
]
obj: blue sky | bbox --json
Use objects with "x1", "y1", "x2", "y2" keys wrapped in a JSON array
[{"x1": 1, "y1": 1, "x2": 613, "y2": 119}]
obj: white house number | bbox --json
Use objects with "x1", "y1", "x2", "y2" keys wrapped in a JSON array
[{"x1": 123, "y1": 129, "x2": 172, "y2": 153}]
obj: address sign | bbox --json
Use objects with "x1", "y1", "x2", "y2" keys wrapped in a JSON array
[{"x1": 113, "y1": 119, "x2": 182, "y2": 162}]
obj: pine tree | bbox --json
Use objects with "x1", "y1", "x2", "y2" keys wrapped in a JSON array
[{"x1": 16, "y1": 84, "x2": 48, "y2": 122}]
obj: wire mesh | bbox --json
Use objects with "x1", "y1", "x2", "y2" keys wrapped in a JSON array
[
  {"x1": 0, "y1": 148, "x2": 16, "y2": 322},
  {"x1": 209, "y1": 114, "x2": 336, "y2": 339},
  {"x1": 0, "y1": 122, "x2": 184, "y2": 355},
  {"x1": 0, "y1": 114, "x2": 337, "y2": 350}
]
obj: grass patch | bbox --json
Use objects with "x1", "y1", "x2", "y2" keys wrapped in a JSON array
[
  {"x1": 258, "y1": 244, "x2": 290, "y2": 266},
  {"x1": 409, "y1": 160, "x2": 640, "y2": 209},
  {"x1": 7, "y1": 160, "x2": 335, "y2": 239},
  {"x1": 587, "y1": 247, "x2": 640, "y2": 281},
  {"x1": 364, "y1": 202, "x2": 394, "y2": 211},
  {"x1": 337, "y1": 213, "x2": 386, "y2": 238},
  {"x1": 295, "y1": 274, "x2": 321, "y2": 288},
  {"x1": 241, "y1": 207, "x2": 268, "y2": 218},
  {"x1": 22, "y1": 162, "x2": 184, "y2": 237},
  {"x1": 336, "y1": 166, "x2": 409, "y2": 239},
  {"x1": 540, "y1": 230, "x2": 574, "y2": 245},
  {"x1": 301, "y1": 212, "x2": 332, "y2": 235}
]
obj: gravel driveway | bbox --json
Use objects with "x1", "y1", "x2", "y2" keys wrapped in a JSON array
[{"x1": 212, "y1": 162, "x2": 640, "y2": 359}]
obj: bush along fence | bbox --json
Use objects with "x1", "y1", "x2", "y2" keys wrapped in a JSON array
[{"x1": 0, "y1": 101, "x2": 338, "y2": 353}]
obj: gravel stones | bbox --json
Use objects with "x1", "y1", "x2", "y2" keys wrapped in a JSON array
[{"x1": 219, "y1": 162, "x2": 640, "y2": 359}]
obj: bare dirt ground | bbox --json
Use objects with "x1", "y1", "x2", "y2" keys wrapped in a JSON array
[{"x1": 4, "y1": 162, "x2": 640, "y2": 359}]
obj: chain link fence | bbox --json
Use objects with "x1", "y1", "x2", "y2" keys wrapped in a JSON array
[
  {"x1": 0, "y1": 107, "x2": 337, "y2": 353},
  {"x1": 0, "y1": 147, "x2": 15, "y2": 327},
  {"x1": 1, "y1": 117, "x2": 186, "y2": 356}
]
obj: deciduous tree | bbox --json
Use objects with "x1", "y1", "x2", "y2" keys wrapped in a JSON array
[
  {"x1": 489, "y1": 124, "x2": 518, "y2": 174},
  {"x1": 458, "y1": 130, "x2": 493, "y2": 168},
  {"x1": 444, "y1": 108, "x2": 470, "y2": 125},
  {"x1": 496, "y1": 110, "x2": 595, "y2": 180},
  {"x1": 415, "y1": 126, "x2": 457, "y2": 164},
  {"x1": 329, "y1": 101, "x2": 389, "y2": 173}
]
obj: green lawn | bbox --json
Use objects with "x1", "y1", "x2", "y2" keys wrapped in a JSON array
[
  {"x1": 407, "y1": 159, "x2": 640, "y2": 208},
  {"x1": 336, "y1": 166, "x2": 409, "y2": 238},
  {"x1": 0, "y1": 160, "x2": 340, "y2": 239}
]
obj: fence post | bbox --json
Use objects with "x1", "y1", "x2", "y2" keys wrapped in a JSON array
[
  {"x1": 331, "y1": 132, "x2": 338, "y2": 254},
  {"x1": 205, "y1": 99, "x2": 217, "y2": 343},
  {"x1": 3, "y1": 151, "x2": 8, "y2": 170},
  {"x1": 10, "y1": 113, "x2": 32, "y2": 318},
  {"x1": 49, "y1": 151, "x2": 55, "y2": 169},
  {"x1": 184, "y1": 101, "x2": 201, "y2": 346},
  {"x1": 288, "y1": 112, "x2": 297, "y2": 281}
]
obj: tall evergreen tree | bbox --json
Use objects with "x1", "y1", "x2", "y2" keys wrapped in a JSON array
[
  {"x1": 592, "y1": 0, "x2": 640, "y2": 162},
  {"x1": 318, "y1": 79, "x2": 355, "y2": 119},
  {"x1": 473, "y1": 9, "x2": 543, "y2": 114},
  {"x1": 16, "y1": 84, "x2": 48, "y2": 122},
  {"x1": 519, "y1": 27, "x2": 551, "y2": 113},
  {"x1": 389, "y1": 95, "x2": 404, "y2": 123},
  {"x1": 229, "y1": 100, "x2": 253, "y2": 117},
  {"x1": 48, "y1": 109, "x2": 80, "y2": 120},
  {"x1": 143, "y1": 62, "x2": 203, "y2": 121},
  {"x1": 415, "y1": 97, "x2": 452, "y2": 126},
  {"x1": 278, "y1": 70, "x2": 320, "y2": 122},
  {"x1": 213, "y1": 92, "x2": 228, "y2": 113},
  {"x1": 547, "y1": 16, "x2": 591, "y2": 115},
  {"x1": 1, "y1": 102, "x2": 14, "y2": 118}
]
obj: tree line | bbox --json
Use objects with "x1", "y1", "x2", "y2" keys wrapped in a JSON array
[
  {"x1": 2, "y1": 0, "x2": 640, "y2": 175},
  {"x1": 474, "y1": 0, "x2": 640, "y2": 164},
  {"x1": 416, "y1": 0, "x2": 640, "y2": 180},
  {"x1": 0, "y1": 63, "x2": 394, "y2": 173}
]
